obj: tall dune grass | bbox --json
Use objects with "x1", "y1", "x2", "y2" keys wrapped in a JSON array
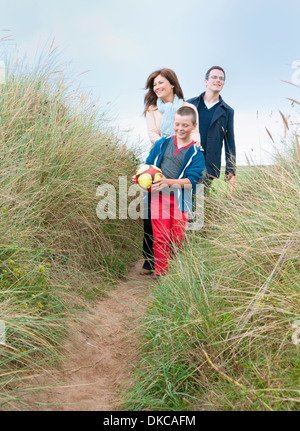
[
  {"x1": 123, "y1": 116, "x2": 300, "y2": 410},
  {"x1": 0, "y1": 50, "x2": 141, "y2": 409}
]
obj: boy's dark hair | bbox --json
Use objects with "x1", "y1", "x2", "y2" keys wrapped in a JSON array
[
  {"x1": 176, "y1": 106, "x2": 197, "y2": 124},
  {"x1": 205, "y1": 65, "x2": 226, "y2": 81}
]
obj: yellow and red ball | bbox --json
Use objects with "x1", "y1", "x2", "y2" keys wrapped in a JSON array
[{"x1": 135, "y1": 164, "x2": 163, "y2": 191}]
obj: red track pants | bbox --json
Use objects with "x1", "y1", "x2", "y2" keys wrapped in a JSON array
[{"x1": 151, "y1": 192, "x2": 188, "y2": 276}]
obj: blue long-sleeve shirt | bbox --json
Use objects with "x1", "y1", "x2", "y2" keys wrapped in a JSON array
[{"x1": 145, "y1": 136, "x2": 205, "y2": 213}]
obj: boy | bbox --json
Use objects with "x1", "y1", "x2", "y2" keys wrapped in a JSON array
[{"x1": 145, "y1": 106, "x2": 205, "y2": 276}]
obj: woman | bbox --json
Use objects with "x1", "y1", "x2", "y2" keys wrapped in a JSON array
[{"x1": 141, "y1": 68, "x2": 201, "y2": 275}]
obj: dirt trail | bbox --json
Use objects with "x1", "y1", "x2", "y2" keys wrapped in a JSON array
[{"x1": 27, "y1": 260, "x2": 153, "y2": 411}]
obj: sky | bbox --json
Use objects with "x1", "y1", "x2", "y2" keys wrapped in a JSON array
[{"x1": 1, "y1": 0, "x2": 300, "y2": 165}]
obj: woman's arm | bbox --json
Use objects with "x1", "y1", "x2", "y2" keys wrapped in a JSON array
[{"x1": 146, "y1": 107, "x2": 162, "y2": 148}]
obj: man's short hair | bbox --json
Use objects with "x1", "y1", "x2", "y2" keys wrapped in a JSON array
[
  {"x1": 205, "y1": 66, "x2": 226, "y2": 81},
  {"x1": 176, "y1": 106, "x2": 197, "y2": 124}
]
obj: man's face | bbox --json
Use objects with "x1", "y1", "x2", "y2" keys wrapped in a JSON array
[{"x1": 205, "y1": 69, "x2": 225, "y2": 93}]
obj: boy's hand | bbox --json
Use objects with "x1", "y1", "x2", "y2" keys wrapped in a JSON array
[
  {"x1": 152, "y1": 175, "x2": 170, "y2": 192},
  {"x1": 131, "y1": 174, "x2": 137, "y2": 183}
]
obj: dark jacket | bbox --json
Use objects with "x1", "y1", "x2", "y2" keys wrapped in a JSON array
[{"x1": 187, "y1": 92, "x2": 236, "y2": 178}]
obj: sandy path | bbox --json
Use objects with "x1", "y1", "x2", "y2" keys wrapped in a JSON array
[{"x1": 26, "y1": 260, "x2": 153, "y2": 411}]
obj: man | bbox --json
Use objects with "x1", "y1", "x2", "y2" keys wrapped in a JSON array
[{"x1": 187, "y1": 66, "x2": 236, "y2": 189}]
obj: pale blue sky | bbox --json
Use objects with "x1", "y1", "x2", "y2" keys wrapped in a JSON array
[{"x1": 1, "y1": 0, "x2": 300, "y2": 164}]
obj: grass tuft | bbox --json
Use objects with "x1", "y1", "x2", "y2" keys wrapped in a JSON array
[
  {"x1": 0, "y1": 48, "x2": 142, "y2": 409},
  {"x1": 122, "y1": 110, "x2": 300, "y2": 411}
]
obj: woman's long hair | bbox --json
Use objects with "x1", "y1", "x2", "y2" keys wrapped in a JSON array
[{"x1": 143, "y1": 68, "x2": 184, "y2": 116}]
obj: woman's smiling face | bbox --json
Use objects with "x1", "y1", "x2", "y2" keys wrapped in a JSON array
[{"x1": 153, "y1": 74, "x2": 174, "y2": 103}]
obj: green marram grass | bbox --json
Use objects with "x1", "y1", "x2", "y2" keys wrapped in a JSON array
[
  {"x1": 0, "y1": 49, "x2": 142, "y2": 409},
  {"x1": 122, "y1": 121, "x2": 300, "y2": 411}
]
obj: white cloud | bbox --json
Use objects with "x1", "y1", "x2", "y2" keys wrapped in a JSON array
[
  {"x1": 53, "y1": 10, "x2": 141, "y2": 63},
  {"x1": 234, "y1": 110, "x2": 288, "y2": 165}
]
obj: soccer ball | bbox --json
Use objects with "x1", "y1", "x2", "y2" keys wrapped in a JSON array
[{"x1": 135, "y1": 164, "x2": 163, "y2": 191}]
